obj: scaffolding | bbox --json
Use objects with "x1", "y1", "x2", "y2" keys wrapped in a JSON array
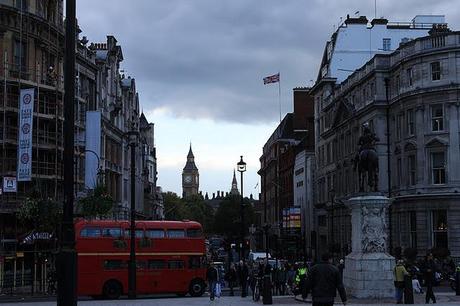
[{"x1": 0, "y1": 1, "x2": 64, "y2": 295}]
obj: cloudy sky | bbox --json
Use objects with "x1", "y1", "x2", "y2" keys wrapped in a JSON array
[{"x1": 76, "y1": 0, "x2": 460, "y2": 197}]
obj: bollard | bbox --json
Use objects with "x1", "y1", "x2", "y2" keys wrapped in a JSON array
[
  {"x1": 404, "y1": 274, "x2": 414, "y2": 304},
  {"x1": 456, "y1": 271, "x2": 460, "y2": 296},
  {"x1": 262, "y1": 275, "x2": 273, "y2": 305}
]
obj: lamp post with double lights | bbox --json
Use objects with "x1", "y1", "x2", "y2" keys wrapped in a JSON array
[
  {"x1": 237, "y1": 156, "x2": 246, "y2": 261},
  {"x1": 127, "y1": 126, "x2": 139, "y2": 299}
]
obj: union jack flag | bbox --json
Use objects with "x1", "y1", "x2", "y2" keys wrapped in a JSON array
[{"x1": 263, "y1": 73, "x2": 280, "y2": 85}]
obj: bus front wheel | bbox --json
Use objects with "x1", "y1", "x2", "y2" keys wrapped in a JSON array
[
  {"x1": 189, "y1": 279, "x2": 205, "y2": 297},
  {"x1": 103, "y1": 280, "x2": 123, "y2": 300}
]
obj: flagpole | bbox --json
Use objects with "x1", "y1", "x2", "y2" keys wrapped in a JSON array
[{"x1": 278, "y1": 72, "x2": 281, "y2": 123}]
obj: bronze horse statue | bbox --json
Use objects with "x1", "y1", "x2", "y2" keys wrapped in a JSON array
[
  {"x1": 353, "y1": 148, "x2": 379, "y2": 192},
  {"x1": 353, "y1": 124, "x2": 379, "y2": 192}
]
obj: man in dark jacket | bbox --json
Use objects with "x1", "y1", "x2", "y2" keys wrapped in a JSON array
[
  {"x1": 206, "y1": 262, "x2": 218, "y2": 301},
  {"x1": 303, "y1": 253, "x2": 347, "y2": 306},
  {"x1": 238, "y1": 260, "x2": 249, "y2": 297},
  {"x1": 423, "y1": 254, "x2": 437, "y2": 304}
]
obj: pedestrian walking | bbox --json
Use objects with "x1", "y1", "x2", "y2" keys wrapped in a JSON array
[
  {"x1": 423, "y1": 253, "x2": 437, "y2": 304},
  {"x1": 394, "y1": 259, "x2": 409, "y2": 304},
  {"x1": 275, "y1": 263, "x2": 287, "y2": 295},
  {"x1": 237, "y1": 260, "x2": 249, "y2": 297},
  {"x1": 206, "y1": 262, "x2": 218, "y2": 301},
  {"x1": 286, "y1": 263, "x2": 296, "y2": 294},
  {"x1": 303, "y1": 253, "x2": 347, "y2": 306},
  {"x1": 294, "y1": 262, "x2": 307, "y2": 296},
  {"x1": 338, "y1": 259, "x2": 345, "y2": 282},
  {"x1": 225, "y1": 263, "x2": 237, "y2": 296}
]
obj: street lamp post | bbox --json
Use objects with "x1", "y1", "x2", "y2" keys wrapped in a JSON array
[
  {"x1": 57, "y1": 0, "x2": 77, "y2": 305},
  {"x1": 237, "y1": 156, "x2": 246, "y2": 261},
  {"x1": 127, "y1": 127, "x2": 139, "y2": 299}
]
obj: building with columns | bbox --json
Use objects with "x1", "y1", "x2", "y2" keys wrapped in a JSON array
[{"x1": 311, "y1": 25, "x2": 460, "y2": 258}]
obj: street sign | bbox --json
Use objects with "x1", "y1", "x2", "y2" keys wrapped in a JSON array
[{"x1": 3, "y1": 177, "x2": 17, "y2": 193}]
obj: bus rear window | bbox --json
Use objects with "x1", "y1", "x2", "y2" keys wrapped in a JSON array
[
  {"x1": 187, "y1": 228, "x2": 202, "y2": 238},
  {"x1": 167, "y1": 229, "x2": 185, "y2": 238},
  {"x1": 168, "y1": 260, "x2": 185, "y2": 269},
  {"x1": 80, "y1": 227, "x2": 101, "y2": 238},
  {"x1": 102, "y1": 228, "x2": 122, "y2": 238},
  {"x1": 146, "y1": 229, "x2": 165, "y2": 238},
  {"x1": 103, "y1": 260, "x2": 126, "y2": 270},
  {"x1": 148, "y1": 260, "x2": 166, "y2": 270}
]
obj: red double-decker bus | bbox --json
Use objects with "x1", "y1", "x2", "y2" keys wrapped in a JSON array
[{"x1": 75, "y1": 219, "x2": 207, "y2": 299}]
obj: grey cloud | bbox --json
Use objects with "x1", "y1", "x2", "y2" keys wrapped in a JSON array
[{"x1": 77, "y1": 0, "x2": 459, "y2": 123}]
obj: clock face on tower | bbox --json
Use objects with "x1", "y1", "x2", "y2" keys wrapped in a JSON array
[{"x1": 184, "y1": 175, "x2": 192, "y2": 183}]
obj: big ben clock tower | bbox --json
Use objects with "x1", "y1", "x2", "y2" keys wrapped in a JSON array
[{"x1": 182, "y1": 144, "x2": 199, "y2": 198}]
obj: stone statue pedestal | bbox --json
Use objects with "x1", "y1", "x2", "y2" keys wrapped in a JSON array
[{"x1": 343, "y1": 195, "x2": 395, "y2": 299}]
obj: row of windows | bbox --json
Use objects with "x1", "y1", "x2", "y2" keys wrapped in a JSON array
[
  {"x1": 396, "y1": 210, "x2": 447, "y2": 250},
  {"x1": 104, "y1": 259, "x2": 193, "y2": 271},
  {"x1": 394, "y1": 105, "x2": 445, "y2": 141},
  {"x1": 318, "y1": 128, "x2": 360, "y2": 167},
  {"x1": 80, "y1": 227, "x2": 202, "y2": 239},
  {"x1": 395, "y1": 150, "x2": 446, "y2": 188},
  {"x1": 317, "y1": 149, "x2": 447, "y2": 203}
]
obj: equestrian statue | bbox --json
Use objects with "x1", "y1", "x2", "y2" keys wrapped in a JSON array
[{"x1": 353, "y1": 123, "x2": 379, "y2": 192}]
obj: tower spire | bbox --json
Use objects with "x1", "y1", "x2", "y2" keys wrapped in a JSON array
[
  {"x1": 187, "y1": 143, "x2": 194, "y2": 159},
  {"x1": 230, "y1": 169, "x2": 239, "y2": 195}
]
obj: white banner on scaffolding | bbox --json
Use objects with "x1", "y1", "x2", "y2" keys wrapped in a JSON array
[{"x1": 17, "y1": 88, "x2": 34, "y2": 182}]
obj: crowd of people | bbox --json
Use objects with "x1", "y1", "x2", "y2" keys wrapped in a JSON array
[
  {"x1": 206, "y1": 253, "x2": 348, "y2": 305},
  {"x1": 393, "y1": 252, "x2": 459, "y2": 304},
  {"x1": 206, "y1": 252, "x2": 460, "y2": 305}
]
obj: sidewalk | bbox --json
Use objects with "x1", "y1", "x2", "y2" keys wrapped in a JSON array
[
  {"x1": 294, "y1": 291, "x2": 460, "y2": 305},
  {"x1": 1, "y1": 295, "x2": 460, "y2": 306}
]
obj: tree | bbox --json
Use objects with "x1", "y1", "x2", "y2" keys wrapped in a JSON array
[
  {"x1": 18, "y1": 189, "x2": 62, "y2": 233},
  {"x1": 183, "y1": 194, "x2": 214, "y2": 234},
  {"x1": 213, "y1": 195, "x2": 254, "y2": 239},
  {"x1": 76, "y1": 184, "x2": 114, "y2": 219},
  {"x1": 163, "y1": 192, "x2": 187, "y2": 220}
]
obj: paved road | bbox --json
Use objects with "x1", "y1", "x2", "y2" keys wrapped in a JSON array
[{"x1": 1, "y1": 294, "x2": 460, "y2": 306}]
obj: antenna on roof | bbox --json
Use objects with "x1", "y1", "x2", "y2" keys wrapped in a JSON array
[{"x1": 354, "y1": 11, "x2": 360, "y2": 16}]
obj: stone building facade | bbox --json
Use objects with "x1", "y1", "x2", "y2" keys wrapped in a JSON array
[{"x1": 312, "y1": 28, "x2": 460, "y2": 258}]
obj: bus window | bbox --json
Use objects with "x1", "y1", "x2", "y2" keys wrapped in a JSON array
[
  {"x1": 102, "y1": 228, "x2": 122, "y2": 238},
  {"x1": 136, "y1": 260, "x2": 147, "y2": 270},
  {"x1": 167, "y1": 229, "x2": 185, "y2": 238},
  {"x1": 148, "y1": 260, "x2": 166, "y2": 270},
  {"x1": 80, "y1": 227, "x2": 101, "y2": 238},
  {"x1": 103, "y1": 260, "x2": 126, "y2": 270},
  {"x1": 124, "y1": 229, "x2": 144, "y2": 238},
  {"x1": 187, "y1": 228, "x2": 202, "y2": 238},
  {"x1": 146, "y1": 229, "x2": 165, "y2": 238},
  {"x1": 168, "y1": 260, "x2": 184, "y2": 269},
  {"x1": 189, "y1": 256, "x2": 202, "y2": 269}
]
